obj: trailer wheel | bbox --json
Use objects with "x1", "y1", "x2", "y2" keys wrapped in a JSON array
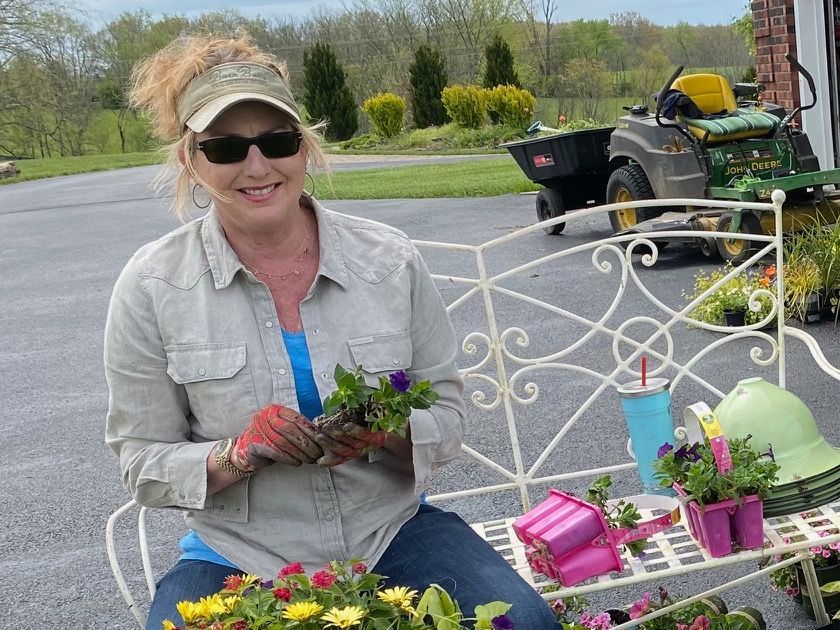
[
  {"x1": 606, "y1": 165, "x2": 664, "y2": 232},
  {"x1": 716, "y1": 211, "x2": 763, "y2": 264},
  {"x1": 536, "y1": 188, "x2": 566, "y2": 235}
]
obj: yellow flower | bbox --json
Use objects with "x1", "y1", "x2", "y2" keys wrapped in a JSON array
[
  {"x1": 376, "y1": 586, "x2": 418, "y2": 612},
  {"x1": 175, "y1": 600, "x2": 204, "y2": 623},
  {"x1": 321, "y1": 605, "x2": 366, "y2": 628},
  {"x1": 222, "y1": 595, "x2": 240, "y2": 611},
  {"x1": 198, "y1": 593, "x2": 228, "y2": 617},
  {"x1": 161, "y1": 620, "x2": 178, "y2": 630},
  {"x1": 281, "y1": 601, "x2": 325, "y2": 621}
]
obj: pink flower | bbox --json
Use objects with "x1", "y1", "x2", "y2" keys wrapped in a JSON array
[
  {"x1": 273, "y1": 587, "x2": 292, "y2": 601},
  {"x1": 278, "y1": 562, "x2": 305, "y2": 578},
  {"x1": 676, "y1": 625, "x2": 689, "y2": 630},
  {"x1": 352, "y1": 562, "x2": 368, "y2": 574},
  {"x1": 689, "y1": 615, "x2": 711, "y2": 630},
  {"x1": 629, "y1": 592, "x2": 651, "y2": 619},
  {"x1": 589, "y1": 612, "x2": 613, "y2": 629},
  {"x1": 824, "y1": 549, "x2": 832, "y2": 558},
  {"x1": 312, "y1": 569, "x2": 337, "y2": 588}
]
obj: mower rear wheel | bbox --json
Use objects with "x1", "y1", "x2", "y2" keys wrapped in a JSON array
[
  {"x1": 606, "y1": 165, "x2": 664, "y2": 233},
  {"x1": 716, "y1": 211, "x2": 763, "y2": 264},
  {"x1": 536, "y1": 188, "x2": 566, "y2": 235}
]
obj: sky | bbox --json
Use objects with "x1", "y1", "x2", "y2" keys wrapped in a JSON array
[{"x1": 78, "y1": 0, "x2": 747, "y2": 29}]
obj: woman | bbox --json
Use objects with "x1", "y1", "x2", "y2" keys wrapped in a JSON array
[{"x1": 104, "y1": 34, "x2": 559, "y2": 629}]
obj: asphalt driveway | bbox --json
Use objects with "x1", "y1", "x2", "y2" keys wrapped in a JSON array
[{"x1": 2, "y1": 162, "x2": 839, "y2": 628}]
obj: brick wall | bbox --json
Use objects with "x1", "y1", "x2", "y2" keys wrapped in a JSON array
[{"x1": 753, "y1": 0, "x2": 801, "y2": 115}]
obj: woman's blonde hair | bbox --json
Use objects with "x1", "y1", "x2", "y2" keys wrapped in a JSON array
[{"x1": 129, "y1": 33, "x2": 328, "y2": 221}]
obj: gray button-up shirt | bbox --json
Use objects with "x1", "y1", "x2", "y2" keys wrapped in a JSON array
[{"x1": 104, "y1": 199, "x2": 466, "y2": 577}]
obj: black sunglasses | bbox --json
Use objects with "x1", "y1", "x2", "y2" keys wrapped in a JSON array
[{"x1": 196, "y1": 130, "x2": 303, "y2": 164}]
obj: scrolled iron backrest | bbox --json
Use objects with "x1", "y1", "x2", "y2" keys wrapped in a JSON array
[{"x1": 415, "y1": 191, "x2": 788, "y2": 513}]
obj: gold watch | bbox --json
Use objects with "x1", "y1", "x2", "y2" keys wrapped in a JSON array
[{"x1": 214, "y1": 437, "x2": 253, "y2": 479}]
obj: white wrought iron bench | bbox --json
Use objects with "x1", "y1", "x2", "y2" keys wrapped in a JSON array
[{"x1": 107, "y1": 190, "x2": 840, "y2": 628}]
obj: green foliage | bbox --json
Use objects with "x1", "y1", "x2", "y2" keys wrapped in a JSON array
[
  {"x1": 560, "y1": 58, "x2": 614, "y2": 120},
  {"x1": 654, "y1": 437, "x2": 780, "y2": 506},
  {"x1": 409, "y1": 44, "x2": 449, "y2": 129},
  {"x1": 484, "y1": 85, "x2": 535, "y2": 130},
  {"x1": 585, "y1": 475, "x2": 647, "y2": 556},
  {"x1": 783, "y1": 221, "x2": 840, "y2": 319},
  {"x1": 441, "y1": 85, "x2": 486, "y2": 129},
  {"x1": 482, "y1": 34, "x2": 520, "y2": 89},
  {"x1": 683, "y1": 264, "x2": 776, "y2": 326},
  {"x1": 303, "y1": 42, "x2": 358, "y2": 141},
  {"x1": 362, "y1": 92, "x2": 405, "y2": 139},
  {"x1": 321, "y1": 364, "x2": 439, "y2": 437}
]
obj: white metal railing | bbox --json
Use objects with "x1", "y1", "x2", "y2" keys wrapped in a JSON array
[{"x1": 107, "y1": 189, "x2": 840, "y2": 626}]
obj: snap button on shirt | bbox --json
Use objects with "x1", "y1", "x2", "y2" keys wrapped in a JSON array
[
  {"x1": 265, "y1": 321, "x2": 274, "y2": 328},
  {"x1": 198, "y1": 368, "x2": 207, "y2": 376}
]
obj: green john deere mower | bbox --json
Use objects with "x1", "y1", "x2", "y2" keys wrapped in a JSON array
[{"x1": 503, "y1": 53, "x2": 840, "y2": 262}]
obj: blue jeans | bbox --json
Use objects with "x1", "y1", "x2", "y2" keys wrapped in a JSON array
[{"x1": 145, "y1": 504, "x2": 558, "y2": 629}]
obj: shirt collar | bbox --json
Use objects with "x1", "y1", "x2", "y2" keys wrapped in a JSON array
[{"x1": 200, "y1": 197, "x2": 349, "y2": 290}]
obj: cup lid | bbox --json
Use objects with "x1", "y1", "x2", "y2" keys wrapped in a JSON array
[{"x1": 617, "y1": 377, "x2": 670, "y2": 397}]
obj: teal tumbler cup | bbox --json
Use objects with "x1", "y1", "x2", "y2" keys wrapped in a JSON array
[{"x1": 617, "y1": 377, "x2": 675, "y2": 495}]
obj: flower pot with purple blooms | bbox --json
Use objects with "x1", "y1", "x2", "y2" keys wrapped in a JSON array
[{"x1": 655, "y1": 410, "x2": 777, "y2": 558}]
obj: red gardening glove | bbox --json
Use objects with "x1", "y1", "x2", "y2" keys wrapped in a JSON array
[
  {"x1": 235, "y1": 404, "x2": 323, "y2": 469},
  {"x1": 315, "y1": 423, "x2": 387, "y2": 467}
]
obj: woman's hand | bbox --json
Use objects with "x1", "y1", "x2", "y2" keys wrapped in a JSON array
[
  {"x1": 235, "y1": 404, "x2": 323, "y2": 469},
  {"x1": 315, "y1": 423, "x2": 387, "y2": 467}
]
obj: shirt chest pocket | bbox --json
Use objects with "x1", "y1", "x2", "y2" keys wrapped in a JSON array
[
  {"x1": 348, "y1": 330, "x2": 413, "y2": 379},
  {"x1": 165, "y1": 342, "x2": 257, "y2": 431}
]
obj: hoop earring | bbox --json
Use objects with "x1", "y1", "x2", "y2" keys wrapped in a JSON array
[
  {"x1": 191, "y1": 183, "x2": 211, "y2": 209},
  {"x1": 303, "y1": 172, "x2": 315, "y2": 198}
]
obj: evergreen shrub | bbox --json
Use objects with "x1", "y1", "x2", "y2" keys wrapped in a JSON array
[
  {"x1": 302, "y1": 42, "x2": 358, "y2": 141},
  {"x1": 362, "y1": 92, "x2": 406, "y2": 138},
  {"x1": 485, "y1": 85, "x2": 535, "y2": 130},
  {"x1": 409, "y1": 45, "x2": 449, "y2": 128},
  {"x1": 441, "y1": 85, "x2": 486, "y2": 130}
]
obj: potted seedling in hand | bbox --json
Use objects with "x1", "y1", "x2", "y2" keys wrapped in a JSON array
[{"x1": 313, "y1": 364, "x2": 439, "y2": 464}]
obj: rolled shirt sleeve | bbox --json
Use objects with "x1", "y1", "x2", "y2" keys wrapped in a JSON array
[
  {"x1": 405, "y1": 245, "x2": 466, "y2": 492},
  {"x1": 104, "y1": 256, "x2": 213, "y2": 509}
]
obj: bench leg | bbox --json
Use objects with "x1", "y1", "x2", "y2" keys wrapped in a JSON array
[{"x1": 800, "y1": 552, "x2": 830, "y2": 626}]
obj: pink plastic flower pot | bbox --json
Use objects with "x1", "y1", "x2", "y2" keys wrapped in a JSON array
[
  {"x1": 690, "y1": 499, "x2": 735, "y2": 557},
  {"x1": 732, "y1": 495, "x2": 765, "y2": 549},
  {"x1": 514, "y1": 489, "x2": 623, "y2": 586},
  {"x1": 674, "y1": 484, "x2": 764, "y2": 557}
]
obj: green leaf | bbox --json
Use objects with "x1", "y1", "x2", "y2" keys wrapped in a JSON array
[
  {"x1": 474, "y1": 601, "x2": 512, "y2": 628},
  {"x1": 822, "y1": 580, "x2": 840, "y2": 594}
]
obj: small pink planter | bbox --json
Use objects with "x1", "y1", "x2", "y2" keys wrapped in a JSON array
[
  {"x1": 674, "y1": 483, "x2": 765, "y2": 557},
  {"x1": 513, "y1": 489, "x2": 623, "y2": 586}
]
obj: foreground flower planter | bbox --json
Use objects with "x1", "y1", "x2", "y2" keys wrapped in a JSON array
[
  {"x1": 796, "y1": 561, "x2": 840, "y2": 620},
  {"x1": 674, "y1": 484, "x2": 765, "y2": 557}
]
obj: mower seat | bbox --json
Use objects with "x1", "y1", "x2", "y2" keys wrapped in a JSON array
[{"x1": 671, "y1": 73, "x2": 779, "y2": 143}]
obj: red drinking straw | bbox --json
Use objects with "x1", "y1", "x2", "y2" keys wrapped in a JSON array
[{"x1": 641, "y1": 355, "x2": 647, "y2": 387}]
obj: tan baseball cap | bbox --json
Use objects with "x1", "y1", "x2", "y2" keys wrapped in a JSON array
[{"x1": 177, "y1": 61, "x2": 301, "y2": 132}]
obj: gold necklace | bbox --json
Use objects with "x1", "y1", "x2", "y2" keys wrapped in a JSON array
[{"x1": 239, "y1": 229, "x2": 312, "y2": 281}]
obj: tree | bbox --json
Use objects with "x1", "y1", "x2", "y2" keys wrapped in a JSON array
[
  {"x1": 95, "y1": 11, "x2": 189, "y2": 153},
  {"x1": 482, "y1": 33, "x2": 520, "y2": 88},
  {"x1": 409, "y1": 44, "x2": 449, "y2": 128},
  {"x1": 560, "y1": 58, "x2": 612, "y2": 120},
  {"x1": 518, "y1": 0, "x2": 558, "y2": 95},
  {"x1": 302, "y1": 42, "x2": 358, "y2": 141}
]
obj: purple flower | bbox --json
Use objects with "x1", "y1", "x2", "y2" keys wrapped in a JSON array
[
  {"x1": 491, "y1": 614, "x2": 515, "y2": 630},
  {"x1": 389, "y1": 370, "x2": 411, "y2": 392},
  {"x1": 657, "y1": 443, "x2": 674, "y2": 458},
  {"x1": 675, "y1": 442, "x2": 701, "y2": 462}
]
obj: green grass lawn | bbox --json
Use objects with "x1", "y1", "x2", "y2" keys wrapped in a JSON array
[
  {"x1": 1, "y1": 151, "x2": 540, "y2": 199},
  {"x1": 315, "y1": 159, "x2": 539, "y2": 199},
  {"x1": 0, "y1": 152, "x2": 163, "y2": 185}
]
